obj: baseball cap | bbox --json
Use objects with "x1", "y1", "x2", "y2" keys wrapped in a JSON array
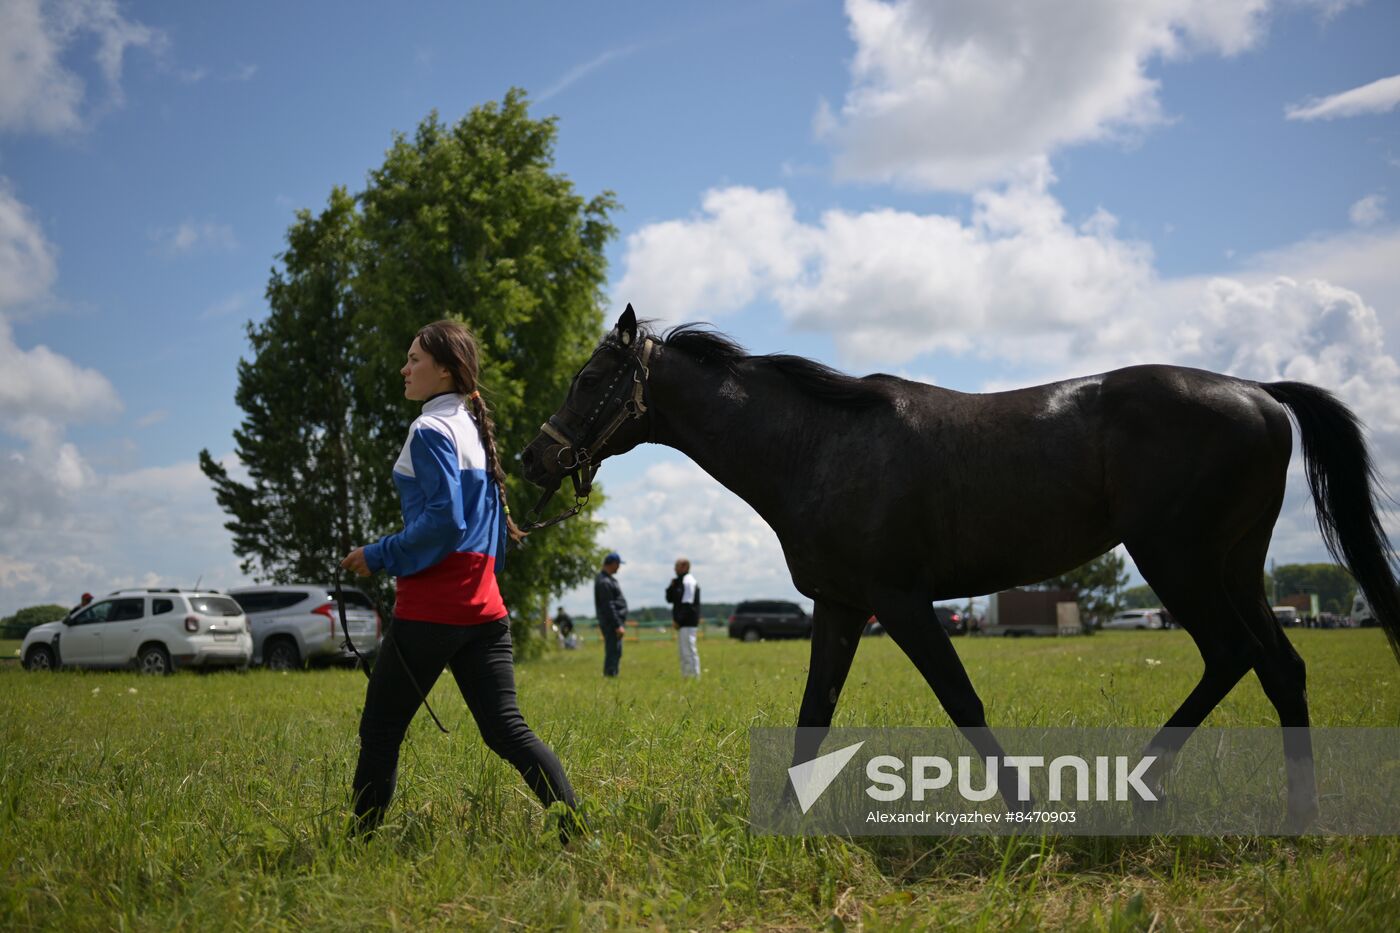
[{"x1": 605, "y1": 552, "x2": 623, "y2": 564}]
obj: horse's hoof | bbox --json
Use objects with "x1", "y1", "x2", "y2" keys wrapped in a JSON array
[{"x1": 1283, "y1": 799, "x2": 1319, "y2": 834}]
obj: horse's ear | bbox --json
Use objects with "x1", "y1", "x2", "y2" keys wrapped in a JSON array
[{"x1": 615, "y1": 304, "x2": 637, "y2": 347}]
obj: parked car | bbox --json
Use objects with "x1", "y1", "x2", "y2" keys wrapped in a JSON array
[
  {"x1": 728, "y1": 600, "x2": 811, "y2": 641},
  {"x1": 1101, "y1": 609, "x2": 1166, "y2": 631},
  {"x1": 866, "y1": 606, "x2": 966, "y2": 636},
  {"x1": 934, "y1": 606, "x2": 967, "y2": 636},
  {"x1": 229, "y1": 584, "x2": 382, "y2": 670},
  {"x1": 21, "y1": 589, "x2": 252, "y2": 674}
]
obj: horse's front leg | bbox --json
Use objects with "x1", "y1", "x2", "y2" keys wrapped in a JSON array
[
  {"x1": 790, "y1": 599, "x2": 870, "y2": 768},
  {"x1": 875, "y1": 590, "x2": 1029, "y2": 814}
]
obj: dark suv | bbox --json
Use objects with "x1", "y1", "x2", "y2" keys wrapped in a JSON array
[{"x1": 728, "y1": 600, "x2": 811, "y2": 641}]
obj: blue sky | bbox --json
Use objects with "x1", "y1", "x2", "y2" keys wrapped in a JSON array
[{"x1": 2, "y1": 0, "x2": 1398, "y2": 618}]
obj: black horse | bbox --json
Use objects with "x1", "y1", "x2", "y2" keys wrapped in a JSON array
[{"x1": 522, "y1": 306, "x2": 1400, "y2": 828}]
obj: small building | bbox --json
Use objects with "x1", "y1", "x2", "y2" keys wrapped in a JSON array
[{"x1": 984, "y1": 588, "x2": 1080, "y2": 637}]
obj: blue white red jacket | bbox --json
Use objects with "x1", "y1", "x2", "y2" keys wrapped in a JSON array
[{"x1": 364, "y1": 393, "x2": 508, "y2": 625}]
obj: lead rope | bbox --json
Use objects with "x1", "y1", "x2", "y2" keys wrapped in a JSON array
[{"x1": 335, "y1": 568, "x2": 448, "y2": 734}]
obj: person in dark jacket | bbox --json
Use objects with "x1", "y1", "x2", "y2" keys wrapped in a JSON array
[
  {"x1": 554, "y1": 606, "x2": 577, "y2": 649},
  {"x1": 594, "y1": 552, "x2": 627, "y2": 676},
  {"x1": 665, "y1": 558, "x2": 702, "y2": 678}
]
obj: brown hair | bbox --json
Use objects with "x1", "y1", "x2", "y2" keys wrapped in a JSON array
[{"x1": 414, "y1": 320, "x2": 525, "y2": 544}]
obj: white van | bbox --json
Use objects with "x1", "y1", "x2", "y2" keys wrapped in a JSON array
[{"x1": 1351, "y1": 593, "x2": 1375, "y2": 627}]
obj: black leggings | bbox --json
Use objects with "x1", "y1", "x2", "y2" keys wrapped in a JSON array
[{"x1": 351, "y1": 616, "x2": 575, "y2": 831}]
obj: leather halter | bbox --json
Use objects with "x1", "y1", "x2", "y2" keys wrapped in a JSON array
[{"x1": 522, "y1": 333, "x2": 655, "y2": 531}]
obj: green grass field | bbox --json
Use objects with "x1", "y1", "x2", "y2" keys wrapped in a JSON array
[{"x1": 2, "y1": 629, "x2": 1397, "y2": 931}]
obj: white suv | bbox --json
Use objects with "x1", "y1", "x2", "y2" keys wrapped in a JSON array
[
  {"x1": 228, "y1": 584, "x2": 382, "y2": 671},
  {"x1": 1102, "y1": 609, "x2": 1167, "y2": 631},
  {"x1": 21, "y1": 589, "x2": 252, "y2": 674}
]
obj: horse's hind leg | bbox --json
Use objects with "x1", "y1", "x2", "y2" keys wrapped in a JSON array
[
  {"x1": 1124, "y1": 539, "x2": 1262, "y2": 795},
  {"x1": 1224, "y1": 514, "x2": 1317, "y2": 830}
]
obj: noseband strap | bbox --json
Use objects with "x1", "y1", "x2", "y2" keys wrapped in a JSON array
[{"x1": 522, "y1": 336, "x2": 654, "y2": 532}]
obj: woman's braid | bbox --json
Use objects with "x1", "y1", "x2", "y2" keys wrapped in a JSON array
[{"x1": 469, "y1": 391, "x2": 526, "y2": 544}]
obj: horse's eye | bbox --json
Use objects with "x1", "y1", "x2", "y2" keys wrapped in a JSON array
[{"x1": 579, "y1": 373, "x2": 602, "y2": 390}]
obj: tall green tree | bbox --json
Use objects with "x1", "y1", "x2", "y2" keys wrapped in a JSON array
[
  {"x1": 1270, "y1": 562, "x2": 1357, "y2": 613},
  {"x1": 199, "y1": 187, "x2": 369, "y2": 593},
  {"x1": 201, "y1": 91, "x2": 615, "y2": 655},
  {"x1": 1033, "y1": 551, "x2": 1129, "y2": 627}
]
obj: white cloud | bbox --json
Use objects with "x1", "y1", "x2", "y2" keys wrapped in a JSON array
[
  {"x1": 0, "y1": 554, "x2": 105, "y2": 604},
  {"x1": 1244, "y1": 227, "x2": 1400, "y2": 351},
  {"x1": 559, "y1": 456, "x2": 809, "y2": 617},
  {"x1": 614, "y1": 187, "x2": 816, "y2": 327},
  {"x1": 134, "y1": 409, "x2": 167, "y2": 428},
  {"x1": 539, "y1": 45, "x2": 639, "y2": 102},
  {"x1": 151, "y1": 220, "x2": 238, "y2": 256},
  {"x1": 820, "y1": 0, "x2": 1287, "y2": 191},
  {"x1": 1286, "y1": 73, "x2": 1400, "y2": 121},
  {"x1": 0, "y1": 313, "x2": 118, "y2": 533},
  {"x1": 1348, "y1": 193, "x2": 1386, "y2": 227},
  {"x1": 0, "y1": 181, "x2": 58, "y2": 309},
  {"x1": 0, "y1": 452, "x2": 252, "y2": 614},
  {"x1": 0, "y1": 0, "x2": 163, "y2": 135},
  {"x1": 0, "y1": 314, "x2": 120, "y2": 432},
  {"x1": 616, "y1": 163, "x2": 1156, "y2": 362}
]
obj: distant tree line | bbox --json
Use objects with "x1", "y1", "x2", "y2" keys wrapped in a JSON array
[
  {"x1": 570, "y1": 603, "x2": 738, "y2": 627},
  {"x1": 1120, "y1": 562, "x2": 1359, "y2": 615},
  {"x1": 0, "y1": 605, "x2": 69, "y2": 640}
]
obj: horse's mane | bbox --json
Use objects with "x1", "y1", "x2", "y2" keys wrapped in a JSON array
[{"x1": 651, "y1": 323, "x2": 897, "y2": 409}]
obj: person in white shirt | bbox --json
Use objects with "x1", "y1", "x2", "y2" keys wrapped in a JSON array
[{"x1": 666, "y1": 558, "x2": 701, "y2": 678}]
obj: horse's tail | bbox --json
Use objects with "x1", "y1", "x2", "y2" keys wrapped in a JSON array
[{"x1": 1262, "y1": 381, "x2": 1400, "y2": 664}]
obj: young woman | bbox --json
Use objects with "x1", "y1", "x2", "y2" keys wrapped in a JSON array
[{"x1": 341, "y1": 320, "x2": 576, "y2": 838}]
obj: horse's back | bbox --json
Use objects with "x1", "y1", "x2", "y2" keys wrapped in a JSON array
[{"x1": 866, "y1": 365, "x2": 1293, "y2": 595}]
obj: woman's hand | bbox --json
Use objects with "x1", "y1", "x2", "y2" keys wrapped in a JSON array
[{"x1": 341, "y1": 547, "x2": 371, "y2": 577}]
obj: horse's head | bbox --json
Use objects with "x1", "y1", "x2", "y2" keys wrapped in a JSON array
[{"x1": 520, "y1": 305, "x2": 656, "y2": 506}]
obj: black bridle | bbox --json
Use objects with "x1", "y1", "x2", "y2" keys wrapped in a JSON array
[{"x1": 522, "y1": 331, "x2": 655, "y2": 531}]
